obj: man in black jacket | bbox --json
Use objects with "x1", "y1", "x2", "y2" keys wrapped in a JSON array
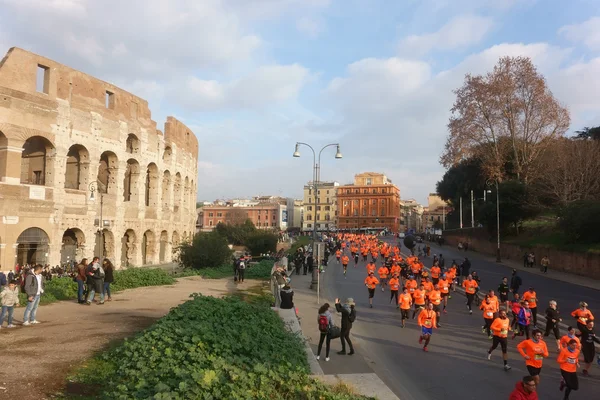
[
  {"x1": 510, "y1": 269, "x2": 522, "y2": 296},
  {"x1": 335, "y1": 297, "x2": 356, "y2": 355}
]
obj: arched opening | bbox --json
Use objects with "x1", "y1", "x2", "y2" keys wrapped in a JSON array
[
  {"x1": 162, "y1": 170, "x2": 171, "y2": 209},
  {"x1": 126, "y1": 134, "x2": 140, "y2": 154},
  {"x1": 64, "y1": 144, "x2": 89, "y2": 190},
  {"x1": 21, "y1": 136, "x2": 55, "y2": 186},
  {"x1": 61, "y1": 228, "x2": 85, "y2": 265},
  {"x1": 141, "y1": 230, "x2": 155, "y2": 265},
  {"x1": 145, "y1": 163, "x2": 159, "y2": 207},
  {"x1": 183, "y1": 176, "x2": 189, "y2": 210},
  {"x1": 102, "y1": 229, "x2": 115, "y2": 261},
  {"x1": 123, "y1": 158, "x2": 140, "y2": 202},
  {"x1": 172, "y1": 231, "x2": 180, "y2": 248},
  {"x1": 0, "y1": 131, "x2": 10, "y2": 181},
  {"x1": 16, "y1": 227, "x2": 49, "y2": 265},
  {"x1": 163, "y1": 146, "x2": 172, "y2": 163},
  {"x1": 159, "y1": 230, "x2": 168, "y2": 262},
  {"x1": 173, "y1": 173, "x2": 181, "y2": 212},
  {"x1": 97, "y1": 151, "x2": 118, "y2": 194},
  {"x1": 182, "y1": 231, "x2": 188, "y2": 243},
  {"x1": 190, "y1": 179, "x2": 195, "y2": 208},
  {"x1": 120, "y1": 229, "x2": 136, "y2": 267}
]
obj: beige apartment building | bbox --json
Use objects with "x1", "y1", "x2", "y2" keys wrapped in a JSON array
[
  {"x1": 302, "y1": 181, "x2": 339, "y2": 232},
  {"x1": 0, "y1": 48, "x2": 198, "y2": 269},
  {"x1": 424, "y1": 194, "x2": 449, "y2": 230}
]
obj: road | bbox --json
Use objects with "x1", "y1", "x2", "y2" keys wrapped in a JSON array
[{"x1": 320, "y1": 237, "x2": 600, "y2": 400}]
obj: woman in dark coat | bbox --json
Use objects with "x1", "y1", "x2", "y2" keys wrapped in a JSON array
[
  {"x1": 335, "y1": 297, "x2": 356, "y2": 355},
  {"x1": 102, "y1": 259, "x2": 114, "y2": 301}
]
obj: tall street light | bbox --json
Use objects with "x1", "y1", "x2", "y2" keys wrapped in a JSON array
[
  {"x1": 293, "y1": 142, "x2": 342, "y2": 244},
  {"x1": 486, "y1": 179, "x2": 501, "y2": 262},
  {"x1": 89, "y1": 180, "x2": 107, "y2": 260}
]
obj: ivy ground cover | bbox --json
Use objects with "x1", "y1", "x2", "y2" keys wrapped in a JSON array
[{"x1": 68, "y1": 294, "x2": 371, "y2": 400}]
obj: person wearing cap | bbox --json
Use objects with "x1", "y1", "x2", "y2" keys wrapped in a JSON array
[
  {"x1": 335, "y1": 297, "x2": 356, "y2": 355},
  {"x1": 364, "y1": 272, "x2": 379, "y2": 308},
  {"x1": 571, "y1": 302, "x2": 594, "y2": 333}
]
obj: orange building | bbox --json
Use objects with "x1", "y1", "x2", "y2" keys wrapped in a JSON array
[
  {"x1": 201, "y1": 203, "x2": 287, "y2": 231},
  {"x1": 336, "y1": 172, "x2": 401, "y2": 232}
]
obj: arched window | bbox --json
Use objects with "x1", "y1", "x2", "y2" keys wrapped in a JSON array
[
  {"x1": 16, "y1": 227, "x2": 49, "y2": 265},
  {"x1": 21, "y1": 136, "x2": 55, "y2": 186},
  {"x1": 64, "y1": 144, "x2": 89, "y2": 190},
  {"x1": 126, "y1": 134, "x2": 140, "y2": 154},
  {"x1": 163, "y1": 146, "x2": 172, "y2": 163},
  {"x1": 145, "y1": 163, "x2": 159, "y2": 207},
  {"x1": 123, "y1": 159, "x2": 140, "y2": 202},
  {"x1": 97, "y1": 151, "x2": 118, "y2": 194}
]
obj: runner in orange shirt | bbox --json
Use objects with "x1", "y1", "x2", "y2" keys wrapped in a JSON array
[
  {"x1": 480, "y1": 296, "x2": 497, "y2": 338},
  {"x1": 462, "y1": 275, "x2": 479, "y2": 315},
  {"x1": 405, "y1": 275, "x2": 418, "y2": 297},
  {"x1": 341, "y1": 255, "x2": 350, "y2": 278},
  {"x1": 446, "y1": 264, "x2": 457, "y2": 293},
  {"x1": 335, "y1": 249, "x2": 341, "y2": 264},
  {"x1": 571, "y1": 301, "x2": 594, "y2": 333},
  {"x1": 418, "y1": 303, "x2": 437, "y2": 352},
  {"x1": 428, "y1": 286, "x2": 443, "y2": 328},
  {"x1": 378, "y1": 265, "x2": 389, "y2": 292},
  {"x1": 422, "y1": 276, "x2": 434, "y2": 295},
  {"x1": 412, "y1": 284, "x2": 427, "y2": 320},
  {"x1": 522, "y1": 287, "x2": 539, "y2": 326},
  {"x1": 486, "y1": 309, "x2": 512, "y2": 371},
  {"x1": 399, "y1": 288, "x2": 412, "y2": 327},
  {"x1": 557, "y1": 339, "x2": 581, "y2": 398},
  {"x1": 364, "y1": 272, "x2": 379, "y2": 309},
  {"x1": 366, "y1": 262, "x2": 376, "y2": 275},
  {"x1": 487, "y1": 290, "x2": 500, "y2": 313},
  {"x1": 390, "y1": 263, "x2": 401, "y2": 279},
  {"x1": 560, "y1": 326, "x2": 581, "y2": 350},
  {"x1": 430, "y1": 264, "x2": 441, "y2": 286},
  {"x1": 516, "y1": 329, "x2": 549, "y2": 384},
  {"x1": 389, "y1": 274, "x2": 400, "y2": 306}
]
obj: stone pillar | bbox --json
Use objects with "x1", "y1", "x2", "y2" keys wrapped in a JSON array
[{"x1": 0, "y1": 143, "x2": 23, "y2": 184}]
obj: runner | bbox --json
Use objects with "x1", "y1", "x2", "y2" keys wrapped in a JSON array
[
  {"x1": 378, "y1": 264, "x2": 389, "y2": 292},
  {"x1": 557, "y1": 339, "x2": 581, "y2": 399},
  {"x1": 417, "y1": 303, "x2": 437, "y2": 352},
  {"x1": 462, "y1": 274, "x2": 479, "y2": 315},
  {"x1": 412, "y1": 284, "x2": 426, "y2": 320},
  {"x1": 510, "y1": 293, "x2": 522, "y2": 331},
  {"x1": 364, "y1": 271, "x2": 379, "y2": 309},
  {"x1": 481, "y1": 296, "x2": 497, "y2": 339},
  {"x1": 543, "y1": 300, "x2": 561, "y2": 352},
  {"x1": 513, "y1": 301, "x2": 533, "y2": 340},
  {"x1": 335, "y1": 249, "x2": 341, "y2": 264},
  {"x1": 389, "y1": 274, "x2": 400, "y2": 306},
  {"x1": 498, "y1": 277, "x2": 510, "y2": 311},
  {"x1": 516, "y1": 329, "x2": 549, "y2": 385},
  {"x1": 578, "y1": 320, "x2": 600, "y2": 377},
  {"x1": 428, "y1": 285, "x2": 442, "y2": 327},
  {"x1": 487, "y1": 309, "x2": 512, "y2": 371},
  {"x1": 522, "y1": 287, "x2": 539, "y2": 327},
  {"x1": 366, "y1": 261, "x2": 376, "y2": 276},
  {"x1": 353, "y1": 252, "x2": 359, "y2": 267},
  {"x1": 421, "y1": 276, "x2": 434, "y2": 296},
  {"x1": 405, "y1": 275, "x2": 418, "y2": 298},
  {"x1": 560, "y1": 326, "x2": 581, "y2": 350},
  {"x1": 438, "y1": 274, "x2": 451, "y2": 314},
  {"x1": 487, "y1": 290, "x2": 500, "y2": 314},
  {"x1": 571, "y1": 301, "x2": 594, "y2": 333},
  {"x1": 341, "y1": 254, "x2": 350, "y2": 278},
  {"x1": 399, "y1": 288, "x2": 412, "y2": 328},
  {"x1": 430, "y1": 262, "x2": 441, "y2": 286},
  {"x1": 447, "y1": 263, "x2": 458, "y2": 294}
]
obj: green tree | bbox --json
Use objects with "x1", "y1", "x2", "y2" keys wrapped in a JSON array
[
  {"x1": 575, "y1": 126, "x2": 600, "y2": 141},
  {"x1": 245, "y1": 231, "x2": 278, "y2": 255},
  {"x1": 177, "y1": 231, "x2": 232, "y2": 269},
  {"x1": 478, "y1": 180, "x2": 538, "y2": 235},
  {"x1": 559, "y1": 200, "x2": 600, "y2": 243}
]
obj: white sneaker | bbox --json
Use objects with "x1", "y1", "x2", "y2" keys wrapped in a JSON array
[
  {"x1": 504, "y1": 364, "x2": 512, "y2": 371},
  {"x1": 487, "y1": 352, "x2": 491, "y2": 360},
  {"x1": 469, "y1": 310, "x2": 473, "y2": 314},
  {"x1": 316, "y1": 355, "x2": 320, "y2": 360},
  {"x1": 7, "y1": 324, "x2": 15, "y2": 328},
  {"x1": 325, "y1": 357, "x2": 330, "y2": 362},
  {"x1": 31, "y1": 320, "x2": 40, "y2": 324},
  {"x1": 22, "y1": 321, "x2": 31, "y2": 326}
]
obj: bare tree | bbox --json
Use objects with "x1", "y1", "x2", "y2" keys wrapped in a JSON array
[
  {"x1": 442, "y1": 56, "x2": 570, "y2": 182},
  {"x1": 225, "y1": 208, "x2": 249, "y2": 226}
]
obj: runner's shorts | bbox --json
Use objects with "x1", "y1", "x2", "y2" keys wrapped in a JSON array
[
  {"x1": 492, "y1": 336, "x2": 508, "y2": 353},
  {"x1": 441, "y1": 292, "x2": 449, "y2": 298},
  {"x1": 500, "y1": 294, "x2": 508, "y2": 302},
  {"x1": 368, "y1": 288, "x2": 375, "y2": 298},
  {"x1": 421, "y1": 326, "x2": 433, "y2": 335},
  {"x1": 561, "y1": 370, "x2": 579, "y2": 390},
  {"x1": 432, "y1": 305, "x2": 441, "y2": 314},
  {"x1": 526, "y1": 366, "x2": 542, "y2": 376},
  {"x1": 582, "y1": 347, "x2": 595, "y2": 363}
]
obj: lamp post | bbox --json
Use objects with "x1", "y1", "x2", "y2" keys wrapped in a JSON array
[
  {"x1": 486, "y1": 179, "x2": 501, "y2": 262},
  {"x1": 89, "y1": 180, "x2": 106, "y2": 260}
]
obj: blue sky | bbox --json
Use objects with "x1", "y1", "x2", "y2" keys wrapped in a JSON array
[{"x1": 1, "y1": 0, "x2": 599, "y2": 204}]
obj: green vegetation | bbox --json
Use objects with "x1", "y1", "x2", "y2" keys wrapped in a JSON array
[
  {"x1": 66, "y1": 294, "x2": 371, "y2": 400},
  {"x1": 288, "y1": 235, "x2": 312, "y2": 256},
  {"x1": 177, "y1": 230, "x2": 233, "y2": 269},
  {"x1": 175, "y1": 259, "x2": 275, "y2": 280},
  {"x1": 215, "y1": 220, "x2": 279, "y2": 256}
]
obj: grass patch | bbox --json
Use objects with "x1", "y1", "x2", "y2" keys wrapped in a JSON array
[
  {"x1": 506, "y1": 230, "x2": 600, "y2": 254},
  {"x1": 175, "y1": 259, "x2": 275, "y2": 280},
  {"x1": 288, "y1": 235, "x2": 312, "y2": 256}
]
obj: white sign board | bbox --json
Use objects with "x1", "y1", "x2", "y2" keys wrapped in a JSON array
[{"x1": 29, "y1": 186, "x2": 46, "y2": 200}]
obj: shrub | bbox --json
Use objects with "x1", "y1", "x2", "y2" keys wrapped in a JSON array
[
  {"x1": 177, "y1": 230, "x2": 232, "y2": 269},
  {"x1": 245, "y1": 230, "x2": 278, "y2": 255},
  {"x1": 176, "y1": 260, "x2": 275, "y2": 280},
  {"x1": 111, "y1": 267, "x2": 175, "y2": 291},
  {"x1": 559, "y1": 200, "x2": 600, "y2": 244}
]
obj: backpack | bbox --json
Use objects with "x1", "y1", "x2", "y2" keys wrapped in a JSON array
[
  {"x1": 318, "y1": 315, "x2": 329, "y2": 332},
  {"x1": 94, "y1": 266, "x2": 105, "y2": 279},
  {"x1": 348, "y1": 310, "x2": 356, "y2": 323},
  {"x1": 238, "y1": 261, "x2": 246, "y2": 270}
]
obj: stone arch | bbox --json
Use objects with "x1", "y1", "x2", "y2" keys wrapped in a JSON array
[
  {"x1": 173, "y1": 172, "x2": 182, "y2": 212},
  {"x1": 120, "y1": 229, "x2": 137, "y2": 267},
  {"x1": 141, "y1": 230, "x2": 156, "y2": 265},
  {"x1": 21, "y1": 136, "x2": 55, "y2": 186},
  {"x1": 16, "y1": 227, "x2": 50, "y2": 266},
  {"x1": 126, "y1": 134, "x2": 140, "y2": 154},
  {"x1": 162, "y1": 170, "x2": 171, "y2": 209},
  {"x1": 64, "y1": 144, "x2": 90, "y2": 190},
  {"x1": 145, "y1": 163, "x2": 159, "y2": 207},
  {"x1": 183, "y1": 176, "x2": 189, "y2": 210},
  {"x1": 163, "y1": 146, "x2": 172, "y2": 163},
  {"x1": 61, "y1": 228, "x2": 86, "y2": 264},
  {"x1": 123, "y1": 158, "x2": 140, "y2": 202},
  {"x1": 98, "y1": 151, "x2": 118, "y2": 194},
  {"x1": 159, "y1": 230, "x2": 168, "y2": 262},
  {"x1": 102, "y1": 229, "x2": 115, "y2": 261},
  {"x1": 172, "y1": 231, "x2": 180, "y2": 248},
  {"x1": 182, "y1": 231, "x2": 188, "y2": 243}
]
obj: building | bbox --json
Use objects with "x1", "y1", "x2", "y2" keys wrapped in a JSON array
[
  {"x1": 0, "y1": 47, "x2": 198, "y2": 269},
  {"x1": 400, "y1": 199, "x2": 424, "y2": 233},
  {"x1": 424, "y1": 194, "x2": 449, "y2": 230},
  {"x1": 201, "y1": 203, "x2": 287, "y2": 231},
  {"x1": 286, "y1": 198, "x2": 304, "y2": 229},
  {"x1": 336, "y1": 172, "x2": 401, "y2": 232},
  {"x1": 302, "y1": 181, "x2": 339, "y2": 232}
]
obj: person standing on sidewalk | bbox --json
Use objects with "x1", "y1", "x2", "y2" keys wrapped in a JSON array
[
  {"x1": 540, "y1": 256, "x2": 550, "y2": 273},
  {"x1": 335, "y1": 297, "x2": 356, "y2": 355},
  {"x1": 76, "y1": 258, "x2": 88, "y2": 304},
  {"x1": 23, "y1": 264, "x2": 44, "y2": 326},
  {"x1": 316, "y1": 303, "x2": 334, "y2": 361},
  {"x1": 86, "y1": 258, "x2": 105, "y2": 305},
  {"x1": 102, "y1": 259, "x2": 114, "y2": 301}
]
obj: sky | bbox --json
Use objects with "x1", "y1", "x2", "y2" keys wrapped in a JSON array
[{"x1": 1, "y1": 0, "x2": 600, "y2": 205}]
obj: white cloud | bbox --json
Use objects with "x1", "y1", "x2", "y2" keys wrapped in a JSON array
[
  {"x1": 296, "y1": 17, "x2": 325, "y2": 39},
  {"x1": 559, "y1": 17, "x2": 600, "y2": 51},
  {"x1": 399, "y1": 14, "x2": 494, "y2": 56}
]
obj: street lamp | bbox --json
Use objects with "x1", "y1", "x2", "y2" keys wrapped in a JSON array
[
  {"x1": 486, "y1": 179, "x2": 501, "y2": 262},
  {"x1": 89, "y1": 180, "x2": 107, "y2": 260},
  {"x1": 293, "y1": 142, "x2": 342, "y2": 244}
]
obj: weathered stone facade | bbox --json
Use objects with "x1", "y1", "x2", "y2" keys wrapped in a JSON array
[{"x1": 0, "y1": 47, "x2": 198, "y2": 269}]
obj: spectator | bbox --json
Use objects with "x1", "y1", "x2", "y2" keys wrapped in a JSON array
[
  {"x1": 527, "y1": 252, "x2": 535, "y2": 269},
  {"x1": 86, "y1": 257, "x2": 105, "y2": 305},
  {"x1": 335, "y1": 297, "x2": 356, "y2": 355},
  {"x1": 0, "y1": 279, "x2": 20, "y2": 328},
  {"x1": 236, "y1": 256, "x2": 246, "y2": 283},
  {"x1": 0, "y1": 270, "x2": 7, "y2": 288},
  {"x1": 460, "y1": 258, "x2": 471, "y2": 285},
  {"x1": 280, "y1": 284, "x2": 294, "y2": 310},
  {"x1": 23, "y1": 264, "x2": 44, "y2": 326},
  {"x1": 540, "y1": 256, "x2": 550, "y2": 274},
  {"x1": 7, "y1": 269, "x2": 15, "y2": 283},
  {"x1": 509, "y1": 376, "x2": 538, "y2": 400},
  {"x1": 102, "y1": 258, "x2": 114, "y2": 301},
  {"x1": 76, "y1": 258, "x2": 88, "y2": 304}
]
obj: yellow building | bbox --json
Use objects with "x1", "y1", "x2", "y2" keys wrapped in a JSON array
[{"x1": 302, "y1": 181, "x2": 339, "y2": 232}]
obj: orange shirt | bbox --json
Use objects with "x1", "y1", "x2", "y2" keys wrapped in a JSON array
[
  {"x1": 571, "y1": 308, "x2": 594, "y2": 325},
  {"x1": 488, "y1": 295, "x2": 500, "y2": 312},
  {"x1": 341, "y1": 242, "x2": 347, "y2": 249},
  {"x1": 462, "y1": 280, "x2": 478, "y2": 295},
  {"x1": 490, "y1": 317, "x2": 510, "y2": 338},
  {"x1": 378, "y1": 267, "x2": 389, "y2": 279},
  {"x1": 522, "y1": 291, "x2": 538, "y2": 309},
  {"x1": 560, "y1": 335, "x2": 581, "y2": 350},
  {"x1": 557, "y1": 347, "x2": 580, "y2": 373},
  {"x1": 517, "y1": 339, "x2": 549, "y2": 368},
  {"x1": 428, "y1": 290, "x2": 442, "y2": 306},
  {"x1": 341, "y1": 255, "x2": 349, "y2": 265},
  {"x1": 335, "y1": 250, "x2": 341, "y2": 258},
  {"x1": 480, "y1": 302, "x2": 496, "y2": 320},
  {"x1": 438, "y1": 278, "x2": 451, "y2": 294},
  {"x1": 365, "y1": 276, "x2": 379, "y2": 289},
  {"x1": 366, "y1": 263, "x2": 376, "y2": 275},
  {"x1": 418, "y1": 309, "x2": 437, "y2": 329},
  {"x1": 405, "y1": 279, "x2": 418, "y2": 294},
  {"x1": 413, "y1": 289, "x2": 426, "y2": 306},
  {"x1": 411, "y1": 263, "x2": 422, "y2": 274},
  {"x1": 447, "y1": 268, "x2": 456, "y2": 280},
  {"x1": 389, "y1": 277, "x2": 400, "y2": 291},
  {"x1": 399, "y1": 293, "x2": 412, "y2": 309},
  {"x1": 430, "y1": 266, "x2": 441, "y2": 279},
  {"x1": 422, "y1": 281, "x2": 434, "y2": 294},
  {"x1": 390, "y1": 265, "x2": 401, "y2": 276}
]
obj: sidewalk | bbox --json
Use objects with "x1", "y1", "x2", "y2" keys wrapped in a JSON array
[{"x1": 280, "y1": 270, "x2": 400, "y2": 400}]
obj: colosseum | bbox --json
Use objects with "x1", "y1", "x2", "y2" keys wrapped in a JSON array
[{"x1": 0, "y1": 47, "x2": 198, "y2": 269}]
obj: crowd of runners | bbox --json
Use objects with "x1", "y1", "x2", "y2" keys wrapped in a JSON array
[{"x1": 324, "y1": 232, "x2": 598, "y2": 400}]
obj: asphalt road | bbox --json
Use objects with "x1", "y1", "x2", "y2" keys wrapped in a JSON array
[{"x1": 321, "y1": 238, "x2": 600, "y2": 400}]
